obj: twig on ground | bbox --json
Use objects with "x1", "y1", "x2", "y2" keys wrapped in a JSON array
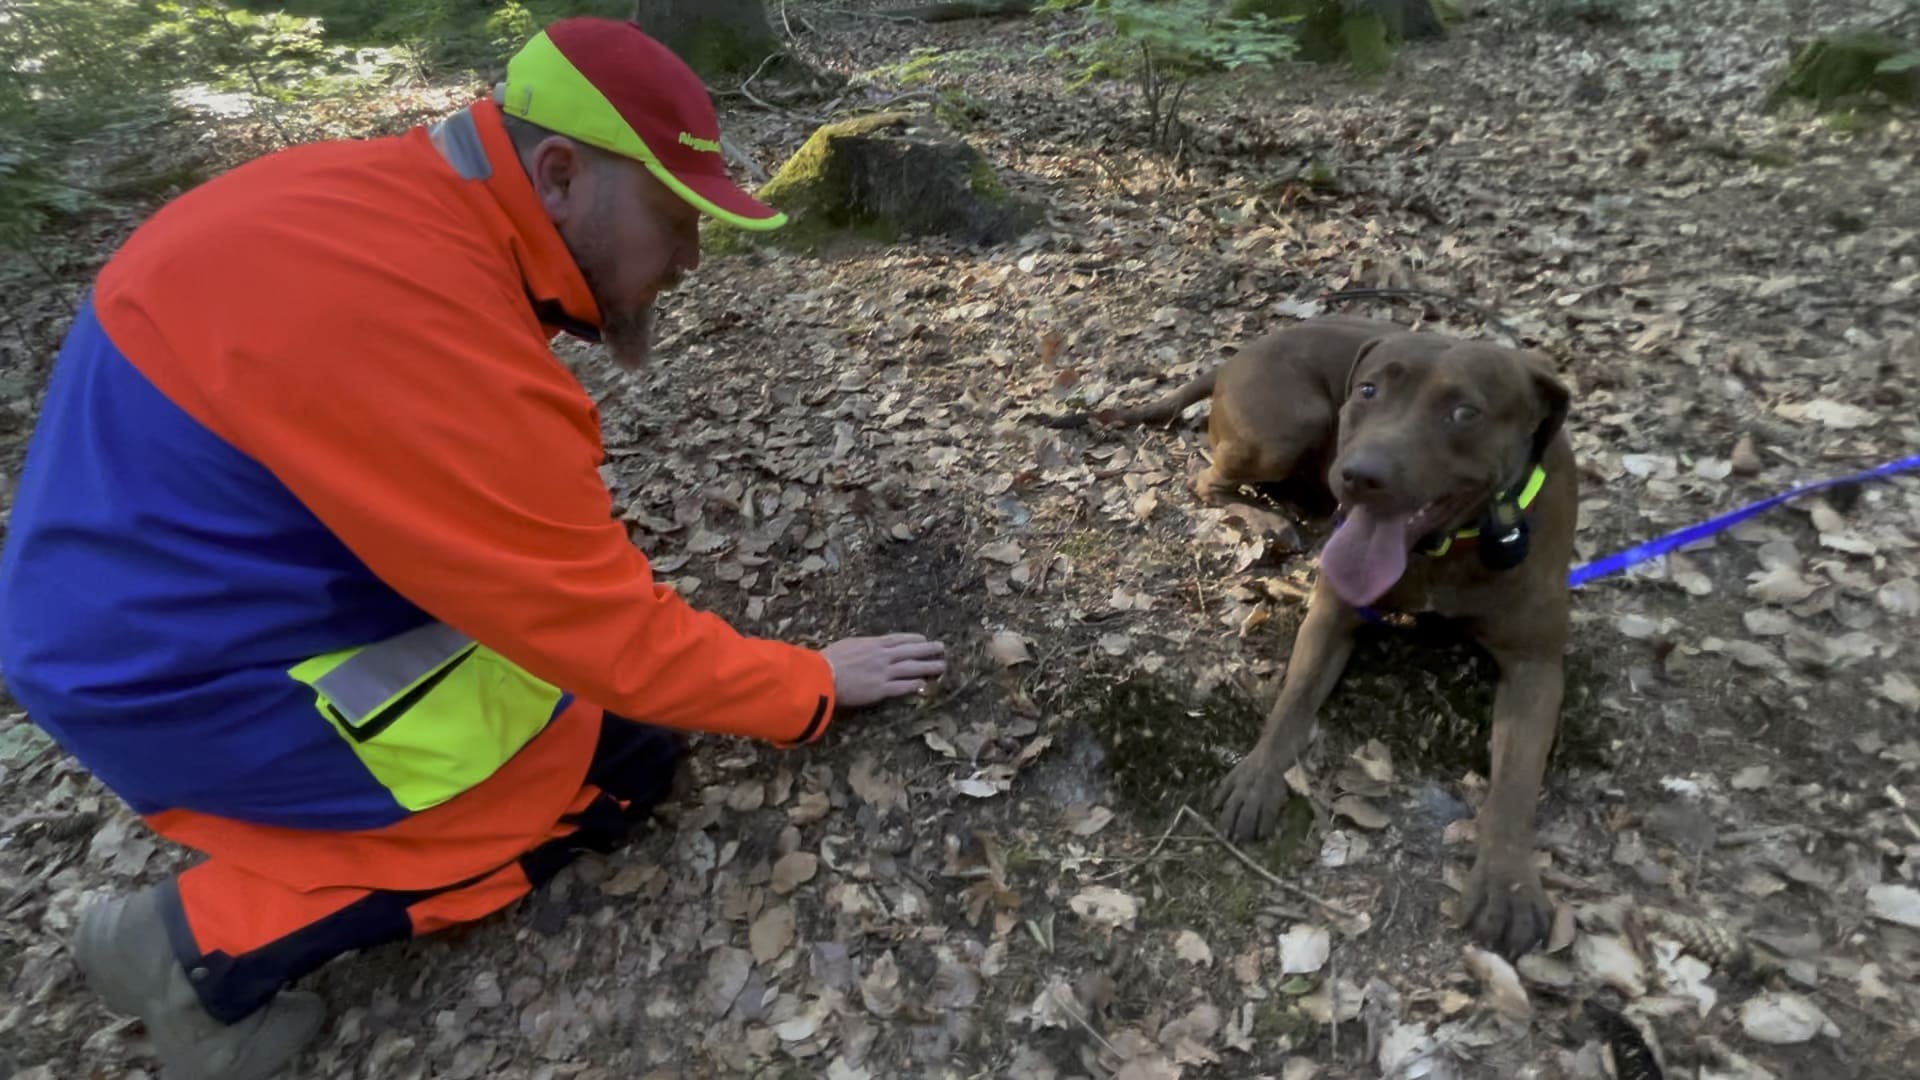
[
  {"x1": 1330, "y1": 943, "x2": 1340, "y2": 1059},
  {"x1": 1025, "y1": 503, "x2": 1087, "y2": 596},
  {"x1": 1050, "y1": 983, "x2": 1120, "y2": 1056},
  {"x1": 1188, "y1": 549, "x2": 1210, "y2": 616},
  {"x1": 1091, "y1": 806, "x2": 1186, "y2": 883},
  {"x1": 718, "y1": 135, "x2": 768, "y2": 183},
  {"x1": 1179, "y1": 805, "x2": 1363, "y2": 921}
]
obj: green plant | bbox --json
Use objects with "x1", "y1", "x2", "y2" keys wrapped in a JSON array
[
  {"x1": 485, "y1": 2, "x2": 539, "y2": 64},
  {"x1": 0, "y1": 0, "x2": 178, "y2": 244},
  {"x1": 1045, "y1": 0, "x2": 1299, "y2": 148},
  {"x1": 0, "y1": 0, "x2": 419, "y2": 246}
]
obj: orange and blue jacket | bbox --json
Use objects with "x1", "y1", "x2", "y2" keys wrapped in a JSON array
[{"x1": 0, "y1": 98, "x2": 834, "y2": 831}]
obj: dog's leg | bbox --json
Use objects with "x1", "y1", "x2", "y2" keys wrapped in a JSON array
[
  {"x1": 1212, "y1": 581, "x2": 1363, "y2": 842},
  {"x1": 1461, "y1": 646, "x2": 1562, "y2": 958}
]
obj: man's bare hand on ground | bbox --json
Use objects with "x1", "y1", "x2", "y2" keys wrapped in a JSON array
[{"x1": 823, "y1": 634, "x2": 948, "y2": 708}]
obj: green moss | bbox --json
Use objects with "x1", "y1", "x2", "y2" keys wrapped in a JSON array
[
  {"x1": 706, "y1": 113, "x2": 912, "y2": 255},
  {"x1": 755, "y1": 112, "x2": 909, "y2": 210},
  {"x1": 1341, "y1": 12, "x2": 1392, "y2": 74},
  {"x1": 713, "y1": 110, "x2": 1032, "y2": 253},
  {"x1": 1305, "y1": 159, "x2": 1341, "y2": 192},
  {"x1": 1770, "y1": 31, "x2": 1919, "y2": 110},
  {"x1": 866, "y1": 47, "x2": 984, "y2": 87},
  {"x1": 968, "y1": 156, "x2": 1010, "y2": 204}
]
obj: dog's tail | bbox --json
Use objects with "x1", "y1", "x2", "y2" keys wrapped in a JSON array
[{"x1": 1033, "y1": 369, "x2": 1218, "y2": 430}]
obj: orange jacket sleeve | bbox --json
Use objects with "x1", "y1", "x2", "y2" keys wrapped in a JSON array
[{"x1": 131, "y1": 263, "x2": 835, "y2": 748}]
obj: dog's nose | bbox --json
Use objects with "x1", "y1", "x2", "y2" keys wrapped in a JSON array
[{"x1": 1339, "y1": 455, "x2": 1389, "y2": 495}]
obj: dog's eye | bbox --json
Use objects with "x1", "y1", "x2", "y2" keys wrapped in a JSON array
[
  {"x1": 1356, "y1": 383, "x2": 1377, "y2": 400},
  {"x1": 1450, "y1": 404, "x2": 1480, "y2": 424}
]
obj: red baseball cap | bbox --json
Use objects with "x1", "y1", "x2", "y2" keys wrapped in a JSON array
[{"x1": 496, "y1": 18, "x2": 785, "y2": 231}]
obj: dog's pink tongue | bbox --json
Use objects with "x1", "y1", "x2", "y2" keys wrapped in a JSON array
[{"x1": 1321, "y1": 507, "x2": 1415, "y2": 607}]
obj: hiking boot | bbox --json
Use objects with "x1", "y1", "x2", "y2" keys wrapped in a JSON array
[{"x1": 74, "y1": 883, "x2": 325, "y2": 1080}]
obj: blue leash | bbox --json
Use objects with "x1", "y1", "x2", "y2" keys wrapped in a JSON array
[{"x1": 1567, "y1": 451, "x2": 1920, "y2": 589}]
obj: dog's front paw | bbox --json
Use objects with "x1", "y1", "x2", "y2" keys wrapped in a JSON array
[
  {"x1": 1461, "y1": 853, "x2": 1552, "y2": 959},
  {"x1": 1212, "y1": 751, "x2": 1291, "y2": 843}
]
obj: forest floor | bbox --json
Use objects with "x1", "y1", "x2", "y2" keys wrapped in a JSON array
[{"x1": 3, "y1": 1, "x2": 1919, "y2": 1078}]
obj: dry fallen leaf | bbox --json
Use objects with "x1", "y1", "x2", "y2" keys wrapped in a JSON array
[
  {"x1": 1730, "y1": 765, "x2": 1773, "y2": 790},
  {"x1": 1463, "y1": 946, "x2": 1532, "y2": 1020},
  {"x1": 988, "y1": 629, "x2": 1033, "y2": 667},
  {"x1": 727, "y1": 780, "x2": 767, "y2": 812},
  {"x1": 1069, "y1": 886, "x2": 1142, "y2": 931},
  {"x1": 773, "y1": 998, "x2": 829, "y2": 1042},
  {"x1": 1066, "y1": 804, "x2": 1115, "y2": 836},
  {"x1": 704, "y1": 947, "x2": 753, "y2": 1015},
  {"x1": 788, "y1": 790, "x2": 831, "y2": 825},
  {"x1": 1575, "y1": 934, "x2": 1647, "y2": 998},
  {"x1": 1332, "y1": 795, "x2": 1389, "y2": 831},
  {"x1": 848, "y1": 754, "x2": 908, "y2": 815},
  {"x1": 1174, "y1": 930, "x2": 1214, "y2": 966},
  {"x1": 1668, "y1": 552, "x2": 1714, "y2": 596},
  {"x1": 1866, "y1": 883, "x2": 1920, "y2": 929},
  {"x1": 862, "y1": 951, "x2": 903, "y2": 1019},
  {"x1": 1738, "y1": 992, "x2": 1836, "y2": 1044},
  {"x1": 1650, "y1": 938, "x2": 1718, "y2": 1018},
  {"x1": 1775, "y1": 399, "x2": 1878, "y2": 430},
  {"x1": 1747, "y1": 566, "x2": 1820, "y2": 605},
  {"x1": 1279, "y1": 924, "x2": 1331, "y2": 975},
  {"x1": 1282, "y1": 1060, "x2": 1322, "y2": 1080},
  {"x1": 1350, "y1": 739, "x2": 1394, "y2": 784},
  {"x1": 1877, "y1": 577, "x2": 1920, "y2": 617},
  {"x1": 1157, "y1": 1002, "x2": 1223, "y2": 1067},
  {"x1": 1319, "y1": 829, "x2": 1371, "y2": 868},
  {"x1": 979, "y1": 541, "x2": 1026, "y2": 565},
  {"x1": 1299, "y1": 977, "x2": 1364, "y2": 1024},
  {"x1": 750, "y1": 905, "x2": 796, "y2": 964},
  {"x1": 1516, "y1": 953, "x2": 1576, "y2": 989},
  {"x1": 1741, "y1": 609, "x2": 1794, "y2": 637},
  {"x1": 770, "y1": 852, "x2": 818, "y2": 895},
  {"x1": 1878, "y1": 672, "x2": 1920, "y2": 711}
]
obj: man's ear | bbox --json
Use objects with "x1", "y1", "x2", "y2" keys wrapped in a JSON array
[
  {"x1": 1520, "y1": 351, "x2": 1571, "y2": 463},
  {"x1": 526, "y1": 136, "x2": 588, "y2": 226}
]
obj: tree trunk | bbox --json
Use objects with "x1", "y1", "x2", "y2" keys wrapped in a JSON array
[
  {"x1": 631, "y1": 0, "x2": 784, "y2": 80},
  {"x1": 1363, "y1": 0, "x2": 1445, "y2": 41}
]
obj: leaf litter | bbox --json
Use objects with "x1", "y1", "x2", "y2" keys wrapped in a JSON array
[{"x1": 6, "y1": 0, "x2": 1920, "y2": 1077}]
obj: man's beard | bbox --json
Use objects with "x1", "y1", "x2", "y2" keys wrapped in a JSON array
[
  {"x1": 600, "y1": 302, "x2": 655, "y2": 371},
  {"x1": 566, "y1": 228, "x2": 658, "y2": 372}
]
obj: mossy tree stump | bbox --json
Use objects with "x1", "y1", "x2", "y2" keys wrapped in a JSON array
[
  {"x1": 727, "y1": 112, "x2": 1040, "y2": 251},
  {"x1": 1769, "y1": 30, "x2": 1920, "y2": 110}
]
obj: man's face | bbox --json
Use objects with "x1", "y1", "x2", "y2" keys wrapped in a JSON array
[{"x1": 529, "y1": 137, "x2": 702, "y2": 369}]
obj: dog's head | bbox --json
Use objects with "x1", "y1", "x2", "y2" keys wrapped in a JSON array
[{"x1": 1318, "y1": 331, "x2": 1570, "y2": 605}]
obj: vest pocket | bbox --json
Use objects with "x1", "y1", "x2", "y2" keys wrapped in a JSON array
[{"x1": 290, "y1": 622, "x2": 562, "y2": 812}]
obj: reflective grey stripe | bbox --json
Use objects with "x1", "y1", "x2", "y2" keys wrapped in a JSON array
[
  {"x1": 313, "y1": 622, "x2": 474, "y2": 725},
  {"x1": 429, "y1": 108, "x2": 491, "y2": 181}
]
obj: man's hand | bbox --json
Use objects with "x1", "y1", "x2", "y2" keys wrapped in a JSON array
[{"x1": 822, "y1": 634, "x2": 947, "y2": 708}]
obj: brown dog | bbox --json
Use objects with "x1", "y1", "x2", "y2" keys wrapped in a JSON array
[
  {"x1": 1043, "y1": 317, "x2": 1577, "y2": 957},
  {"x1": 1206, "y1": 327, "x2": 1576, "y2": 958}
]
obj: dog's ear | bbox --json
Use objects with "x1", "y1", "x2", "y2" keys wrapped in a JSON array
[
  {"x1": 1520, "y1": 352, "x2": 1571, "y2": 464},
  {"x1": 1344, "y1": 336, "x2": 1391, "y2": 397}
]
